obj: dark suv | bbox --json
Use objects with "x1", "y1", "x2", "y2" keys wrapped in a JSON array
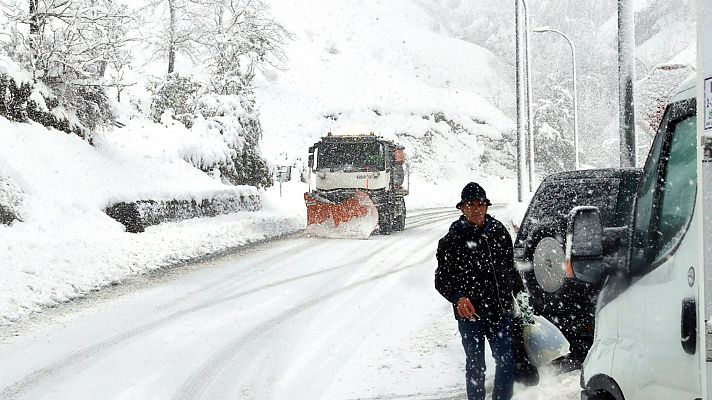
[{"x1": 513, "y1": 168, "x2": 642, "y2": 361}]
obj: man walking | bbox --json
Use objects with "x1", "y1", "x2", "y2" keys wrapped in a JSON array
[{"x1": 435, "y1": 182, "x2": 525, "y2": 400}]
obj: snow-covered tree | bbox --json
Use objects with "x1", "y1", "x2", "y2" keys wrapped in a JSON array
[
  {"x1": 532, "y1": 72, "x2": 575, "y2": 176},
  {"x1": 2, "y1": 0, "x2": 134, "y2": 82},
  {"x1": 146, "y1": 74, "x2": 272, "y2": 188},
  {"x1": 0, "y1": 0, "x2": 138, "y2": 133},
  {"x1": 0, "y1": 71, "x2": 84, "y2": 136},
  {"x1": 195, "y1": 90, "x2": 272, "y2": 188},
  {"x1": 147, "y1": 72, "x2": 202, "y2": 127},
  {"x1": 141, "y1": 0, "x2": 289, "y2": 81},
  {"x1": 141, "y1": 0, "x2": 286, "y2": 188},
  {"x1": 193, "y1": 0, "x2": 290, "y2": 93},
  {"x1": 140, "y1": 0, "x2": 197, "y2": 74}
]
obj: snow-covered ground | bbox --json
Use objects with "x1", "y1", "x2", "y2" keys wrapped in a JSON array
[{"x1": 0, "y1": 208, "x2": 576, "y2": 400}]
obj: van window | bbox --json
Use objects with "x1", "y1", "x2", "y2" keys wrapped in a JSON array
[
  {"x1": 612, "y1": 170, "x2": 641, "y2": 227},
  {"x1": 630, "y1": 122, "x2": 666, "y2": 273},
  {"x1": 653, "y1": 115, "x2": 696, "y2": 261},
  {"x1": 517, "y1": 178, "x2": 619, "y2": 242},
  {"x1": 630, "y1": 100, "x2": 696, "y2": 275}
]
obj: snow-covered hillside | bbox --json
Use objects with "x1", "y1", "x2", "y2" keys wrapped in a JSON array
[{"x1": 253, "y1": 0, "x2": 519, "y2": 208}]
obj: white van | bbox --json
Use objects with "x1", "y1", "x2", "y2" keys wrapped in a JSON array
[{"x1": 566, "y1": 77, "x2": 707, "y2": 400}]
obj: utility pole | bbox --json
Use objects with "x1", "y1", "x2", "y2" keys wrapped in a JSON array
[
  {"x1": 515, "y1": 0, "x2": 528, "y2": 201},
  {"x1": 618, "y1": 0, "x2": 636, "y2": 167}
]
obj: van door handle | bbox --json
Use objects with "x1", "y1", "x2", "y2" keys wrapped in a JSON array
[{"x1": 681, "y1": 297, "x2": 697, "y2": 355}]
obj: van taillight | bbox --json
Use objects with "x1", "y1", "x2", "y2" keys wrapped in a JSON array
[{"x1": 565, "y1": 259, "x2": 574, "y2": 278}]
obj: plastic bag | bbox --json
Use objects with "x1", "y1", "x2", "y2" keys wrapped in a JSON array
[
  {"x1": 521, "y1": 315, "x2": 570, "y2": 366},
  {"x1": 511, "y1": 319, "x2": 540, "y2": 386}
]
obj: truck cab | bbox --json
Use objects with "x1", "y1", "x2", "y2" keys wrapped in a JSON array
[
  {"x1": 567, "y1": 78, "x2": 706, "y2": 400},
  {"x1": 305, "y1": 133, "x2": 408, "y2": 235}
]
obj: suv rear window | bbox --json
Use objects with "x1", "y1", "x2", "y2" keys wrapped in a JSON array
[{"x1": 516, "y1": 178, "x2": 620, "y2": 243}]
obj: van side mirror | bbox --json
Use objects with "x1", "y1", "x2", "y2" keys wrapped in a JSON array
[{"x1": 565, "y1": 206, "x2": 605, "y2": 284}]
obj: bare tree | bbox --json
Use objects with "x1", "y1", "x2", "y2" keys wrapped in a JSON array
[
  {"x1": 140, "y1": 0, "x2": 197, "y2": 74},
  {"x1": 191, "y1": 0, "x2": 290, "y2": 93}
]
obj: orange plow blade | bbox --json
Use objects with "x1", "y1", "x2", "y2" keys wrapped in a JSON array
[{"x1": 304, "y1": 190, "x2": 378, "y2": 238}]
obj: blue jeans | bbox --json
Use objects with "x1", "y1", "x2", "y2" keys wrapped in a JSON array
[{"x1": 458, "y1": 317, "x2": 514, "y2": 400}]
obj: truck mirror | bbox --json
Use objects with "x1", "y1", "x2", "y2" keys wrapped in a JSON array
[
  {"x1": 565, "y1": 206, "x2": 605, "y2": 284},
  {"x1": 394, "y1": 148, "x2": 405, "y2": 165},
  {"x1": 307, "y1": 146, "x2": 315, "y2": 168}
]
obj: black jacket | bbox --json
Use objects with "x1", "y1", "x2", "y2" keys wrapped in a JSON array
[{"x1": 435, "y1": 214, "x2": 525, "y2": 321}]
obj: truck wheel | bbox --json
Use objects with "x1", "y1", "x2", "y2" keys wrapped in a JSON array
[
  {"x1": 378, "y1": 206, "x2": 393, "y2": 235},
  {"x1": 532, "y1": 236, "x2": 566, "y2": 293},
  {"x1": 394, "y1": 214, "x2": 405, "y2": 231},
  {"x1": 394, "y1": 199, "x2": 406, "y2": 231}
]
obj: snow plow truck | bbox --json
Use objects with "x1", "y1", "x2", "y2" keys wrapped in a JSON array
[{"x1": 304, "y1": 132, "x2": 408, "y2": 237}]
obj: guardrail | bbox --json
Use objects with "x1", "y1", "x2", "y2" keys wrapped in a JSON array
[{"x1": 105, "y1": 193, "x2": 261, "y2": 233}]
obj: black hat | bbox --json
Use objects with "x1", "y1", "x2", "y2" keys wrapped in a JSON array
[{"x1": 456, "y1": 182, "x2": 492, "y2": 209}]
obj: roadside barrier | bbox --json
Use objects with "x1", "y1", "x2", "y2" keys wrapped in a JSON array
[{"x1": 105, "y1": 192, "x2": 261, "y2": 233}]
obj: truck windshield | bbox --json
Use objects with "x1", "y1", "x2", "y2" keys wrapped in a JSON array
[{"x1": 316, "y1": 142, "x2": 385, "y2": 171}]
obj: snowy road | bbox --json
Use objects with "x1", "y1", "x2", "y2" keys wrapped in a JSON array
[{"x1": 0, "y1": 207, "x2": 579, "y2": 400}]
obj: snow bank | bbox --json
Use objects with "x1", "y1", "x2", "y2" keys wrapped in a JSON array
[{"x1": 0, "y1": 116, "x2": 302, "y2": 325}]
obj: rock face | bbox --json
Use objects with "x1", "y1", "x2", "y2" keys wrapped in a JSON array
[
  {"x1": 104, "y1": 192, "x2": 261, "y2": 233},
  {"x1": 0, "y1": 170, "x2": 22, "y2": 225}
]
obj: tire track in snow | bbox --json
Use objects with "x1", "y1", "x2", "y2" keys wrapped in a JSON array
[
  {"x1": 346, "y1": 384, "x2": 464, "y2": 400},
  {"x1": 404, "y1": 208, "x2": 459, "y2": 225},
  {"x1": 0, "y1": 234, "x2": 411, "y2": 398},
  {"x1": 1, "y1": 209, "x2": 458, "y2": 399},
  {"x1": 151, "y1": 239, "x2": 318, "y2": 312},
  {"x1": 173, "y1": 207, "x2": 501, "y2": 400},
  {"x1": 174, "y1": 249, "x2": 437, "y2": 400}
]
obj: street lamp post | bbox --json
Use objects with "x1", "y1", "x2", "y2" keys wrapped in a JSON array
[
  {"x1": 521, "y1": 0, "x2": 535, "y2": 190},
  {"x1": 533, "y1": 26, "x2": 580, "y2": 170},
  {"x1": 514, "y1": 0, "x2": 527, "y2": 201}
]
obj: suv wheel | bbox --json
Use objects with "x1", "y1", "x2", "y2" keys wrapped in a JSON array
[{"x1": 532, "y1": 236, "x2": 566, "y2": 293}]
